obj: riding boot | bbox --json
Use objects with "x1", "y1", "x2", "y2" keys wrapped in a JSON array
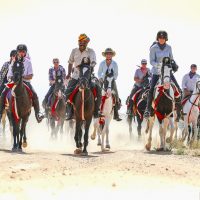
[
  {"x1": 126, "y1": 99, "x2": 134, "y2": 116},
  {"x1": 32, "y1": 95, "x2": 44, "y2": 123},
  {"x1": 94, "y1": 85, "x2": 103, "y2": 118},
  {"x1": 113, "y1": 104, "x2": 122, "y2": 121},
  {"x1": 65, "y1": 103, "x2": 74, "y2": 120},
  {"x1": 175, "y1": 99, "x2": 182, "y2": 122},
  {"x1": 144, "y1": 92, "x2": 153, "y2": 119}
]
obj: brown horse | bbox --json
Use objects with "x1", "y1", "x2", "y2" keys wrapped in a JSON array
[
  {"x1": 48, "y1": 71, "x2": 66, "y2": 139},
  {"x1": 73, "y1": 57, "x2": 94, "y2": 156},
  {"x1": 6, "y1": 59, "x2": 32, "y2": 151}
]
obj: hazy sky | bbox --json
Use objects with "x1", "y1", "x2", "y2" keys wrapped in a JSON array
[{"x1": 0, "y1": 0, "x2": 200, "y2": 109}]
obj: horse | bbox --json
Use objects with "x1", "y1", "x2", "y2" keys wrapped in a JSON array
[
  {"x1": 145, "y1": 57, "x2": 179, "y2": 151},
  {"x1": 6, "y1": 59, "x2": 32, "y2": 151},
  {"x1": 72, "y1": 57, "x2": 95, "y2": 156},
  {"x1": 91, "y1": 69, "x2": 115, "y2": 152},
  {"x1": 181, "y1": 78, "x2": 200, "y2": 145},
  {"x1": 127, "y1": 73, "x2": 150, "y2": 140},
  {"x1": 47, "y1": 70, "x2": 66, "y2": 139}
]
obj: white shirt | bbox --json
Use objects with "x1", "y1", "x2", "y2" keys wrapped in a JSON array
[
  {"x1": 182, "y1": 73, "x2": 200, "y2": 92},
  {"x1": 68, "y1": 47, "x2": 96, "y2": 80},
  {"x1": 7, "y1": 58, "x2": 33, "y2": 82},
  {"x1": 98, "y1": 60, "x2": 118, "y2": 80}
]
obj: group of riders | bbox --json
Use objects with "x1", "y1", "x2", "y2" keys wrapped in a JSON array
[{"x1": 0, "y1": 31, "x2": 199, "y2": 125}]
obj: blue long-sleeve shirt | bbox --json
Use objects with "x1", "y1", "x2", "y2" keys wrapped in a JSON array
[
  {"x1": 98, "y1": 60, "x2": 118, "y2": 80},
  {"x1": 150, "y1": 43, "x2": 173, "y2": 75}
]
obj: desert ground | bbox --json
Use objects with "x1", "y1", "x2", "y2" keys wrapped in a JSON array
[{"x1": 0, "y1": 114, "x2": 200, "y2": 200}]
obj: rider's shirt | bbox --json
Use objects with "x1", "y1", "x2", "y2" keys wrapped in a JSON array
[
  {"x1": 134, "y1": 68, "x2": 151, "y2": 87},
  {"x1": 182, "y1": 72, "x2": 200, "y2": 92},
  {"x1": 49, "y1": 65, "x2": 66, "y2": 83},
  {"x1": 98, "y1": 60, "x2": 118, "y2": 80},
  {"x1": 7, "y1": 58, "x2": 33, "y2": 82},
  {"x1": 0, "y1": 61, "x2": 10, "y2": 86},
  {"x1": 68, "y1": 47, "x2": 96, "y2": 80},
  {"x1": 150, "y1": 43, "x2": 173, "y2": 75}
]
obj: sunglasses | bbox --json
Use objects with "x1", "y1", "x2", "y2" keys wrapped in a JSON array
[{"x1": 54, "y1": 62, "x2": 59, "y2": 63}]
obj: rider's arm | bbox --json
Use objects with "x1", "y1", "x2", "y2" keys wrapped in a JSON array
[
  {"x1": 134, "y1": 69, "x2": 142, "y2": 83},
  {"x1": 149, "y1": 46, "x2": 158, "y2": 68},
  {"x1": 23, "y1": 74, "x2": 33, "y2": 80},
  {"x1": 90, "y1": 49, "x2": 96, "y2": 68},
  {"x1": 98, "y1": 62, "x2": 103, "y2": 80},
  {"x1": 168, "y1": 45, "x2": 174, "y2": 60},
  {"x1": 182, "y1": 74, "x2": 188, "y2": 91},
  {"x1": 7, "y1": 61, "x2": 14, "y2": 81},
  {"x1": 67, "y1": 49, "x2": 75, "y2": 79},
  {"x1": 114, "y1": 62, "x2": 118, "y2": 80}
]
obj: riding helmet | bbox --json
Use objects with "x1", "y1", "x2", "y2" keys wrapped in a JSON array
[
  {"x1": 156, "y1": 30, "x2": 168, "y2": 41},
  {"x1": 10, "y1": 50, "x2": 17, "y2": 57}
]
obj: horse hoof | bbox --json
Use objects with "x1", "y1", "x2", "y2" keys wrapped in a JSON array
[
  {"x1": 156, "y1": 147, "x2": 164, "y2": 152},
  {"x1": 22, "y1": 142, "x2": 27, "y2": 148},
  {"x1": 97, "y1": 142, "x2": 101, "y2": 146},
  {"x1": 12, "y1": 147, "x2": 17, "y2": 152},
  {"x1": 105, "y1": 144, "x2": 110, "y2": 149},
  {"x1": 74, "y1": 148, "x2": 82, "y2": 155},
  {"x1": 81, "y1": 151, "x2": 88, "y2": 156},
  {"x1": 166, "y1": 137, "x2": 171, "y2": 144},
  {"x1": 91, "y1": 135, "x2": 96, "y2": 140},
  {"x1": 145, "y1": 144, "x2": 151, "y2": 151},
  {"x1": 18, "y1": 148, "x2": 23, "y2": 153}
]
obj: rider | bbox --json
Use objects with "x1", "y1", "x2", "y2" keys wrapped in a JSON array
[
  {"x1": 0, "y1": 50, "x2": 17, "y2": 95},
  {"x1": 144, "y1": 30, "x2": 182, "y2": 121},
  {"x1": 182, "y1": 64, "x2": 200, "y2": 99},
  {"x1": 65, "y1": 33, "x2": 102, "y2": 120},
  {"x1": 0, "y1": 44, "x2": 44, "y2": 123},
  {"x1": 126, "y1": 59, "x2": 151, "y2": 116},
  {"x1": 42, "y1": 58, "x2": 66, "y2": 111},
  {"x1": 98, "y1": 48, "x2": 122, "y2": 121}
]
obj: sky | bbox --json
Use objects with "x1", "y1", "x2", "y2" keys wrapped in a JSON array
[{"x1": 0, "y1": 0, "x2": 200, "y2": 110}]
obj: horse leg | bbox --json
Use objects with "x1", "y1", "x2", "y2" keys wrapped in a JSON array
[
  {"x1": 74, "y1": 121, "x2": 82, "y2": 154},
  {"x1": 50, "y1": 118, "x2": 55, "y2": 139},
  {"x1": 145, "y1": 117, "x2": 154, "y2": 151},
  {"x1": 163, "y1": 118, "x2": 170, "y2": 151},
  {"x1": 19, "y1": 117, "x2": 29, "y2": 151},
  {"x1": 191, "y1": 122, "x2": 198, "y2": 145},
  {"x1": 136, "y1": 115, "x2": 142, "y2": 138},
  {"x1": 12, "y1": 118, "x2": 19, "y2": 151},
  {"x1": 2, "y1": 110, "x2": 6, "y2": 136},
  {"x1": 127, "y1": 115, "x2": 133, "y2": 141},
  {"x1": 91, "y1": 118, "x2": 98, "y2": 140},
  {"x1": 97, "y1": 126, "x2": 101, "y2": 146},
  {"x1": 167, "y1": 117, "x2": 175, "y2": 145},
  {"x1": 82, "y1": 119, "x2": 92, "y2": 156},
  {"x1": 105, "y1": 117, "x2": 112, "y2": 149},
  {"x1": 158, "y1": 123, "x2": 164, "y2": 150}
]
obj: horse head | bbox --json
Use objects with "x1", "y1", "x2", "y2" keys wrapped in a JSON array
[
  {"x1": 161, "y1": 57, "x2": 172, "y2": 89},
  {"x1": 12, "y1": 58, "x2": 24, "y2": 84},
  {"x1": 194, "y1": 78, "x2": 200, "y2": 94},
  {"x1": 78, "y1": 57, "x2": 91, "y2": 89},
  {"x1": 54, "y1": 70, "x2": 64, "y2": 99},
  {"x1": 103, "y1": 69, "x2": 114, "y2": 97}
]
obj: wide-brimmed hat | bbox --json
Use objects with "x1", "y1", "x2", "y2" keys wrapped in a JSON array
[{"x1": 102, "y1": 48, "x2": 116, "y2": 57}]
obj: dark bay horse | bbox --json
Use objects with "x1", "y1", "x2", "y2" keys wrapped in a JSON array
[
  {"x1": 48, "y1": 71, "x2": 66, "y2": 139},
  {"x1": 73, "y1": 57, "x2": 95, "y2": 156},
  {"x1": 7, "y1": 60, "x2": 32, "y2": 151},
  {"x1": 127, "y1": 73, "x2": 150, "y2": 139}
]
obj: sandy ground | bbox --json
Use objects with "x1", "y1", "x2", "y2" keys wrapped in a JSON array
[{"x1": 0, "y1": 113, "x2": 200, "y2": 200}]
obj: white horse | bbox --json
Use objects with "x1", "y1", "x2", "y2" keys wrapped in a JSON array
[
  {"x1": 145, "y1": 57, "x2": 178, "y2": 151},
  {"x1": 91, "y1": 71, "x2": 114, "y2": 152},
  {"x1": 182, "y1": 78, "x2": 200, "y2": 144}
]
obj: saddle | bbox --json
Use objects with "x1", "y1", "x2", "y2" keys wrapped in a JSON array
[
  {"x1": 181, "y1": 95, "x2": 191, "y2": 106},
  {"x1": 68, "y1": 86, "x2": 97, "y2": 104}
]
